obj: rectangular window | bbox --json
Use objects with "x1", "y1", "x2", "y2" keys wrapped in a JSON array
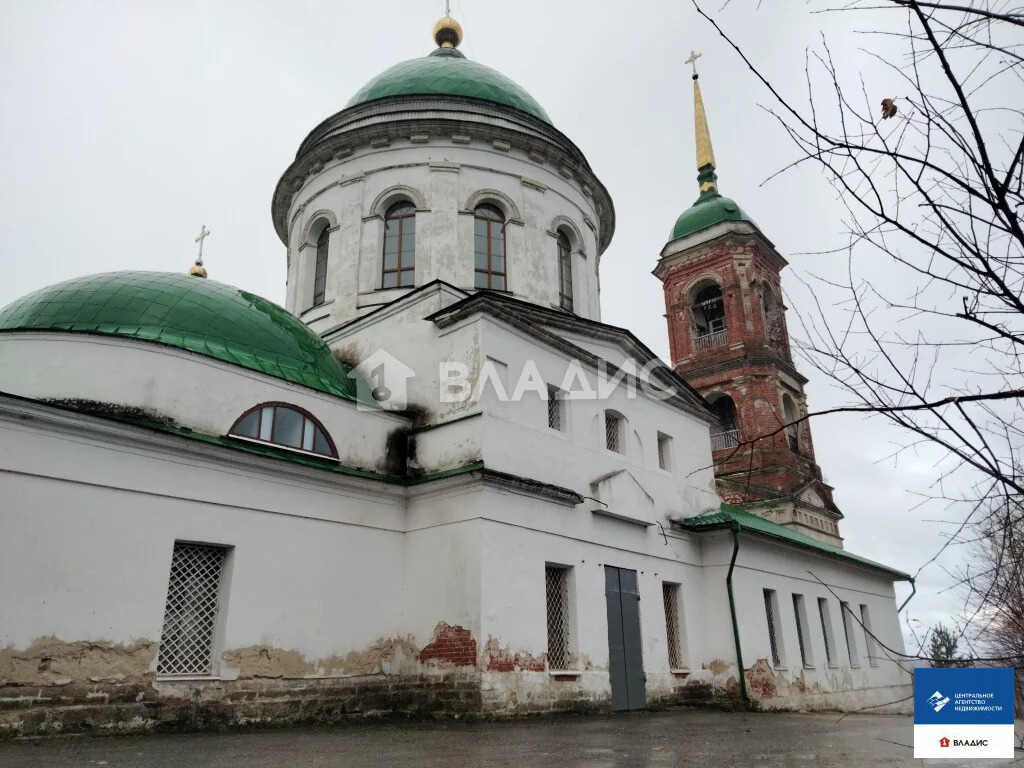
[
  {"x1": 547, "y1": 385, "x2": 564, "y2": 432},
  {"x1": 605, "y1": 412, "x2": 622, "y2": 453},
  {"x1": 545, "y1": 565, "x2": 573, "y2": 670},
  {"x1": 818, "y1": 597, "x2": 836, "y2": 667},
  {"x1": 657, "y1": 432, "x2": 672, "y2": 471},
  {"x1": 763, "y1": 589, "x2": 785, "y2": 667},
  {"x1": 663, "y1": 582, "x2": 685, "y2": 669},
  {"x1": 840, "y1": 602, "x2": 860, "y2": 668},
  {"x1": 157, "y1": 543, "x2": 228, "y2": 676},
  {"x1": 792, "y1": 593, "x2": 813, "y2": 668},
  {"x1": 860, "y1": 604, "x2": 879, "y2": 667}
]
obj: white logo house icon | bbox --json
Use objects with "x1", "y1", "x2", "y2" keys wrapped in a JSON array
[{"x1": 349, "y1": 349, "x2": 416, "y2": 412}]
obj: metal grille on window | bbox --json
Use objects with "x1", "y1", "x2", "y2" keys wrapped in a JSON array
[
  {"x1": 157, "y1": 543, "x2": 227, "y2": 676},
  {"x1": 663, "y1": 583, "x2": 683, "y2": 669},
  {"x1": 605, "y1": 413, "x2": 621, "y2": 453},
  {"x1": 764, "y1": 589, "x2": 781, "y2": 666},
  {"x1": 545, "y1": 566, "x2": 572, "y2": 670},
  {"x1": 547, "y1": 386, "x2": 562, "y2": 431}
]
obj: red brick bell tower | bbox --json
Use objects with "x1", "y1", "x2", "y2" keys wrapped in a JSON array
[{"x1": 654, "y1": 65, "x2": 843, "y2": 547}]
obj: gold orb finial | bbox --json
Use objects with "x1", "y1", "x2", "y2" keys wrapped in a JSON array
[
  {"x1": 433, "y1": 16, "x2": 463, "y2": 49},
  {"x1": 188, "y1": 260, "x2": 207, "y2": 278}
]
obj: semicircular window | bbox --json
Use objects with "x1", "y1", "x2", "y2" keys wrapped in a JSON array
[{"x1": 229, "y1": 404, "x2": 336, "y2": 458}]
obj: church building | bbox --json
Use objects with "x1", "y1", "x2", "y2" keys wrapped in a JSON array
[{"x1": 0, "y1": 16, "x2": 912, "y2": 735}]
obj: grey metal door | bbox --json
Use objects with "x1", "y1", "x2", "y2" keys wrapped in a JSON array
[{"x1": 605, "y1": 566, "x2": 646, "y2": 711}]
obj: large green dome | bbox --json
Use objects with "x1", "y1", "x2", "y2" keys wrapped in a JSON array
[
  {"x1": 346, "y1": 49, "x2": 551, "y2": 125},
  {"x1": 669, "y1": 194, "x2": 758, "y2": 242},
  {"x1": 0, "y1": 271, "x2": 359, "y2": 400}
]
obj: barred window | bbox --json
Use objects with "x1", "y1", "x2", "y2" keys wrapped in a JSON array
[
  {"x1": 763, "y1": 589, "x2": 784, "y2": 667},
  {"x1": 792, "y1": 593, "x2": 813, "y2": 667},
  {"x1": 157, "y1": 543, "x2": 228, "y2": 676},
  {"x1": 545, "y1": 565, "x2": 573, "y2": 670},
  {"x1": 312, "y1": 226, "x2": 329, "y2": 306},
  {"x1": 860, "y1": 604, "x2": 879, "y2": 667},
  {"x1": 841, "y1": 602, "x2": 860, "y2": 668},
  {"x1": 657, "y1": 432, "x2": 672, "y2": 471},
  {"x1": 663, "y1": 583, "x2": 684, "y2": 669},
  {"x1": 818, "y1": 597, "x2": 836, "y2": 667},
  {"x1": 605, "y1": 411, "x2": 623, "y2": 453},
  {"x1": 547, "y1": 385, "x2": 564, "y2": 432}
]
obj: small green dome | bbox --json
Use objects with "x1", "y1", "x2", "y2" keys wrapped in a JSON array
[
  {"x1": 669, "y1": 194, "x2": 757, "y2": 242},
  {"x1": 0, "y1": 271, "x2": 359, "y2": 400},
  {"x1": 346, "y1": 49, "x2": 552, "y2": 125}
]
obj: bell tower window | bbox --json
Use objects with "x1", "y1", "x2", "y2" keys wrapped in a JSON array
[
  {"x1": 474, "y1": 204, "x2": 507, "y2": 290},
  {"x1": 382, "y1": 201, "x2": 416, "y2": 288},
  {"x1": 709, "y1": 395, "x2": 739, "y2": 451},
  {"x1": 691, "y1": 283, "x2": 726, "y2": 351},
  {"x1": 782, "y1": 394, "x2": 800, "y2": 453}
]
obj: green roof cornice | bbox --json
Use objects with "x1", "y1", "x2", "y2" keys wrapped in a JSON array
[{"x1": 682, "y1": 504, "x2": 910, "y2": 580}]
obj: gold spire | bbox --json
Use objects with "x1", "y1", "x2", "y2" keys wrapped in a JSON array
[
  {"x1": 685, "y1": 50, "x2": 718, "y2": 196},
  {"x1": 694, "y1": 78, "x2": 716, "y2": 172}
]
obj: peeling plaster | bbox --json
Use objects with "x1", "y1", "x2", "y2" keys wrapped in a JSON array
[{"x1": 0, "y1": 636, "x2": 157, "y2": 686}]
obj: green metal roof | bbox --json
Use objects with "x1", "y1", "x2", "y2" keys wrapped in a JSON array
[
  {"x1": 669, "y1": 194, "x2": 757, "y2": 242},
  {"x1": 346, "y1": 48, "x2": 552, "y2": 124},
  {"x1": 0, "y1": 271, "x2": 360, "y2": 400},
  {"x1": 682, "y1": 503, "x2": 910, "y2": 580}
]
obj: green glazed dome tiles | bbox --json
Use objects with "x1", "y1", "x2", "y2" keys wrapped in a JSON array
[
  {"x1": 0, "y1": 271, "x2": 360, "y2": 401},
  {"x1": 346, "y1": 55, "x2": 552, "y2": 124}
]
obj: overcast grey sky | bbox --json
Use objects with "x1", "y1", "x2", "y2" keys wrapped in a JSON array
[{"x1": 0, "y1": 0, "x2": 968, "y2": 648}]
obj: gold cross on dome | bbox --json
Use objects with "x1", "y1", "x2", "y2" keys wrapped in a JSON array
[
  {"x1": 685, "y1": 50, "x2": 702, "y2": 76},
  {"x1": 194, "y1": 224, "x2": 210, "y2": 260}
]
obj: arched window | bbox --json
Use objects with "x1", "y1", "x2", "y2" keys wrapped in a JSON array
[
  {"x1": 474, "y1": 204, "x2": 506, "y2": 290},
  {"x1": 709, "y1": 395, "x2": 739, "y2": 451},
  {"x1": 557, "y1": 230, "x2": 573, "y2": 312},
  {"x1": 604, "y1": 410, "x2": 625, "y2": 454},
  {"x1": 691, "y1": 283, "x2": 726, "y2": 351},
  {"x1": 229, "y1": 403, "x2": 336, "y2": 458},
  {"x1": 782, "y1": 394, "x2": 800, "y2": 453},
  {"x1": 382, "y1": 201, "x2": 416, "y2": 288},
  {"x1": 762, "y1": 285, "x2": 787, "y2": 350},
  {"x1": 312, "y1": 226, "x2": 329, "y2": 306}
]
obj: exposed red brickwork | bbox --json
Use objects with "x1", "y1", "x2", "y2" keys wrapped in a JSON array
[
  {"x1": 418, "y1": 622, "x2": 477, "y2": 667},
  {"x1": 656, "y1": 231, "x2": 841, "y2": 526}
]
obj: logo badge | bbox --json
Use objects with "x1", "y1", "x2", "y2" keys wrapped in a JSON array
[{"x1": 928, "y1": 690, "x2": 951, "y2": 712}]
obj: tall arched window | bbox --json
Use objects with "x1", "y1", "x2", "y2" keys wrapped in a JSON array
[
  {"x1": 312, "y1": 226, "x2": 329, "y2": 306},
  {"x1": 230, "y1": 403, "x2": 336, "y2": 458},
  {"x1": 782, "y1": 394, "x2": 800, "y2": 453},
  {"x1": 692, "y1": 283, "x2": 726, "y2": 351},
  {"x1": 709, "y1": 395, "x2": 739, "y2": 451},
  {"x1": 557, "y1": 231, "x2": 573, "y2": 312},
  {"x1": 382, "y1": 201, "x2": 416, "y2": 288},
  {"x1": 474, "y1": 204, "x2": 506, "y2": 290}
]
